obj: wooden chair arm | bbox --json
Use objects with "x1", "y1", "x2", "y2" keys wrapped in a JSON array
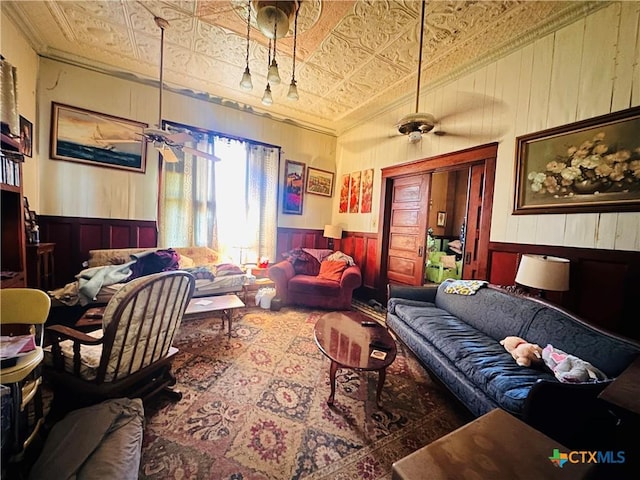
[
  {"x1": 46, "y1": 324, "x2": 104, "y2": 375},
  {"x1": 46, "y1": 324, "x2": 104, "y2": 345}
]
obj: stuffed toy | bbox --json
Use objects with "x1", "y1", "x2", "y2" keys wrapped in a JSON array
[
  {"x1": 542, "y1": 345, "x2": 608, "y2": 383},
  {"x1": 500, "y1": 336, "x2": 543, "y2": 367}
]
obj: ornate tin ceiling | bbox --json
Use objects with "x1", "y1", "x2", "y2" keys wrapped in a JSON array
[{"x1": 3, "y1": 1, "x2": 604, "y2": 134}]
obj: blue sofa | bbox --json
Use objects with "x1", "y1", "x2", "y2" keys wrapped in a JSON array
[{"x1": 386, "y1": 282, "x2": 640, "y2": 447}]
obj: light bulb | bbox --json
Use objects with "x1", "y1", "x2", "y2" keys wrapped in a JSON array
[
  {"x1": 240, "y1": 66, "x2": 253, "y2": 90},
  {"x1": 262, "y1": 84, "x2": 273, "y2": 105},
  {"x1": 287, "y1": 79, "x2": 299, "y2": 100}
]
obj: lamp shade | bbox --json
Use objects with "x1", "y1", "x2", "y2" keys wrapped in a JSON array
[
  {"x1": 323, "y1": 225, "x2": 342, "y2": 240},
  {"x1": 515, "y1": 254, "x2": 570, "y2": 292}
]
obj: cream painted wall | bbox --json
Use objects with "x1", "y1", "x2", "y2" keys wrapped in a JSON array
[
  {"x1": 335, "y1": 1, "x2": 640, "y2": 252},
  {"x1": 1, "y1": 11, "x2": 39, "y2": 208},
  {"x1": 34, "y1": 57, "x2": 336, "y2": 227}
]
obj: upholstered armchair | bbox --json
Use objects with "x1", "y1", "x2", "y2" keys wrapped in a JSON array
[
  {"x1": 269, "y1": 249, "x2": 362, "y2": 310},
  {"x1": 44, "y1": 271, "x2": 195, "y2": 412}
]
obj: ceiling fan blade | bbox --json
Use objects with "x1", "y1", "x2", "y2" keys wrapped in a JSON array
[
  {"x1": 155, "y1": 143, "x2": 180, "y2": 163},
  {"x1": 165, "y1": 131, "x2": 195, "y2": 144},
  {"x1": 182, "y1": 146, "x2": 221, "y2": 162}
]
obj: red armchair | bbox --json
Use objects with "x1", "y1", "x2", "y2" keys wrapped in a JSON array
[{"x1": 268, "y1": 259, "x2": 362, "y2": 310}]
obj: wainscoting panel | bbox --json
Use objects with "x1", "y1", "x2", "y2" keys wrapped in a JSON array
[
  {"x1": 488, "y1": 242, "x2": 640, "y2": 341},
  {"x1": 38, "y1": 215, "x2": 157, "y2": 286}
]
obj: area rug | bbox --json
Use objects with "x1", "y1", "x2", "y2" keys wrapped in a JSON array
[{"x1": 139, "y1": 307, "x2": 470, "y2": 479}]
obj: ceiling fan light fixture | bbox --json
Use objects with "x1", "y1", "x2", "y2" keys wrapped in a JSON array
[
  {"x1": 397, "y1": 113, "x2": 436, "y2": 135},
  {"x1": 262, "y1": 83, "x2": 273, "y2": 105},
  {"x1": 396, "y1": 0, "x2": 437, "y2": 140}
]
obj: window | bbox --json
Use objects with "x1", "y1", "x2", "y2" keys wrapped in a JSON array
[{"x1": 159, "y1": 122, "x2": 279, "y2": 265}]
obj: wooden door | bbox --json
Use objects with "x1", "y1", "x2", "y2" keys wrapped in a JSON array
[
  {"x1": 462, "y1": 163, "x2": 494, "y2": 279},
  {"x1": 385, "y1": 173, "x2": 429, "y2": 285}
]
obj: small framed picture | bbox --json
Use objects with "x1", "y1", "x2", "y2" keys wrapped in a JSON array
[
  {"x1": 19, "y1": 115, "x2": 33, "y2": 157},
  {"x1": 306, "y1": 167, "x2": 334, "y2": 197},
  {"x1": 437, "y1": 211, "x2": 447, "y2": 227}
]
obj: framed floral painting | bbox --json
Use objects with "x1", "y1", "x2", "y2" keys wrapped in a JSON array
[{"x1": 514, "y1": 106, "x2": 640, "y2": 214}]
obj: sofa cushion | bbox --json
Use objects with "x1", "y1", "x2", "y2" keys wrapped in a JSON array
[
  {"x1": 435, "y1": 285, "x2": 543, "y2": 341},
  {"x1": 288, "y1": 275, "x2": 342, "y2": 296},
  {"x1": 523, "y1": 306, "x2": 639, "y2": 377},
  {"x1": 317, "y1": 260, "x2": 347, "y2": 281}
]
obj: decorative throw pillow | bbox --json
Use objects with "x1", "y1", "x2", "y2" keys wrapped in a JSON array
[
  {"x1": 215, "y1": 263, "x2": 244, "y2": 276},
  {"x1": 317, "y1": 260, "x2": 347, "y2": 282},
  {"x1": 178, "y1": 254, "x2": 195, "y2": 269},
  {"x1": 441, "y1": 255, "x2": 457, "y2": 269},
  {"x1": 184, "y1": 266, "x2": 215, "y2": 281}
]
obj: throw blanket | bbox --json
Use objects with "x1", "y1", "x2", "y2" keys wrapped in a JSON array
[
  {"x1": 443, "y1": 279, "x2": 488, "y2": 295},
  {"x1": 77, "y1": 262, "x2": 135, "y2": 304},
  {"x1": 326, "y1": 251, "x2": 355, "y2": 266},
  {"x1": 542, "y1": 344, "x2": 608, "y2": 383}
]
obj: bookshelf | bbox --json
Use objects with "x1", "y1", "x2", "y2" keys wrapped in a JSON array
[{"x1": 1, "y1": 134, "x2": 26, "y2": 288}]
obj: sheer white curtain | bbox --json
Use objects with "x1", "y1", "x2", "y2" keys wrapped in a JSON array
[{"x1": 159, "y1": 126, "x2": 279, "y2": 265}]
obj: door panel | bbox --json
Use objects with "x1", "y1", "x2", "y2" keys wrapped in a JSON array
[{"x1": 386, "y1": 174, "x2": 429, "y2": 285}]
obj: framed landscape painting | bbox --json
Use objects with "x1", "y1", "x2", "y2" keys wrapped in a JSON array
[
  {"x1": 50, "y1": 102, "x2": 148, "y2": 173},
  {"x1": 514, "y1": 106, "x2": 640, "y2": 214},
  {"x1": 306, "y1": 167, "x2": 334, "y2": 197},
  {"x1": 283, "y1": 159, "x2": 305, "y2": 214}
]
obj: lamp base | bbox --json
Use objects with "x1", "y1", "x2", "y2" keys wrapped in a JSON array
[{"x1": 327, "y1": 239, "x2": 334, "y2": 250}]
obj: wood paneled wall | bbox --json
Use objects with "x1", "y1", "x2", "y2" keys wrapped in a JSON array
[
  {"x1": 36, "y1": 217, "x2": 638, "y2": 341},
  {"x1": 488, "y1": 242, "x2": 640, "y2": 341},
  {"x1": 38, "y1": 215, "x2": 157, "y2": 287}
]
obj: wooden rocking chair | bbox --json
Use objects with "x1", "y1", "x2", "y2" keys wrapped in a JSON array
[{"x1": 44, "y1": 271, "x2": 195, "y2": 412}]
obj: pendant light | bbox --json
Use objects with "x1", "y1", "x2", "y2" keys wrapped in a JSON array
[
  {"x1": 262, "y1": 83, "x2": 273, "y2": 105},
  {"x1": 267, "y1": 21, "x2": 281, "y2": 84},
  {"x1": 287, "y1": 6, "x2": 299, "y2": 101},
  {"x1": 239, "y1": 2, "x2": 253, "y2": 90}
]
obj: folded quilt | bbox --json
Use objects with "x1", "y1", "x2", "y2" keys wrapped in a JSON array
[{"x1": 442, "y1": 279, "x2": 488, "y2": 295}]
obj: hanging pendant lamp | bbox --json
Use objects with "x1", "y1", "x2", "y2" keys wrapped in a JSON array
[{"x1": 287, "y1": 6, "x2": 299, "y2": 101}]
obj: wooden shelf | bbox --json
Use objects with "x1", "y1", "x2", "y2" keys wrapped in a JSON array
[{"x1": 1, "y1": 149, "x2": 26, "y2": 289}]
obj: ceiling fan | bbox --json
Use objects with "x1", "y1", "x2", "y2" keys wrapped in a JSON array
[
  {"x1": 396, "y1": 0, "x2": 436, "y2": 144},
  {"x1": 145, "y1": 16, "x2": 220, "y2": 163}
]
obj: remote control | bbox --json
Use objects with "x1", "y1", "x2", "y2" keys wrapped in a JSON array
[{"x1": 361, "y1": 321, "x2": 377, "y2": 327}]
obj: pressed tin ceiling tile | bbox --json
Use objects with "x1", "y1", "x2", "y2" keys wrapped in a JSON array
[{"x1": 3, "y1": 0, "x2": 606, "y2": 133}]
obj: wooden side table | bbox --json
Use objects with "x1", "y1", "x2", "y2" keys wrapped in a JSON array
[
  {"x1": 392, "y1": 409, "x2": 593, "y2": 480},
  {"x1": 26, "y1": 243, "x2": 56, "y2": 290}
]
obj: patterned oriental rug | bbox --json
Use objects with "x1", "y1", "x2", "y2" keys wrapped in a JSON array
[{"x1": 139, "y1": 307, "x2": 470, "y2": 479}]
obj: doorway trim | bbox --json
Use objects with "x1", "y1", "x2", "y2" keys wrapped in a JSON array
[{"x1": 377, "y1": 142, "x2": 498, "y2": 297}]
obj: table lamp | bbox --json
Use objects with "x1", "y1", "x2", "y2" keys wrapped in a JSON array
[
  {"x1": 515, "y1": 254, "x2": 570, "y2": 298},
  {"x1": 323, "y1": 225, "x2": 342, "y2": 250}
]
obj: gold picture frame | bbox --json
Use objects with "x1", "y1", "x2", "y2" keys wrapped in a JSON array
[
  {"x1": 514, "y1": 106, "x2": 640, "y2": 214},
  {"x1": 306, "y1": 167, "x2": 334, "y2": 197},
  {"x1": 50, "y1": 102, "x2": 148, "y2": 173}
]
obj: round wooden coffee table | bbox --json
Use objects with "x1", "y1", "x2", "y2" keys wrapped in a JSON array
[{"x1": 314, "y1": 312, "x2": 397, "y2": 407}]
